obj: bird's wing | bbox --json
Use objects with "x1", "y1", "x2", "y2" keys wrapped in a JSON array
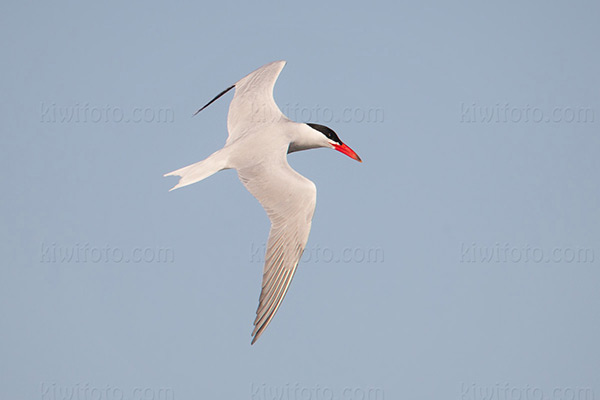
[
  {"x1": 227, "y1": 60, "x2": 287, "y2": 144},
  {"x1": 238, "y1": 156, "x2": 316, "y2": 344}
]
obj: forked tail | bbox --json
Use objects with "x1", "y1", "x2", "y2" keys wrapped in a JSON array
[{"x1": 164, "y1": 150, "x2": 229, "y2": 191}]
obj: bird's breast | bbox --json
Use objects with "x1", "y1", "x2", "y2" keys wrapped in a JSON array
[{"x1": 225, "y1": 130, "x2": 291, "y2": 170}]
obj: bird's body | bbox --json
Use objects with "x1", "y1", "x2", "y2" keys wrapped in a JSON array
[{"x1": 165, "y1": 61, "x2": 361, "y2": 344}]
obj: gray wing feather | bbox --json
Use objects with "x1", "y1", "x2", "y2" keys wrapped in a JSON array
[
  {"x1": 227, "y1": 61, "x2": 287, "y2": 143},
  {"x1": 238, "y1": 158, "x2": 316, "y2": 344}
]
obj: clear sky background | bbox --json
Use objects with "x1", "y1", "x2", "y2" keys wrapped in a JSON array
[{"x1": 2, "y1": 1, "x2": 599, "y2": 399}]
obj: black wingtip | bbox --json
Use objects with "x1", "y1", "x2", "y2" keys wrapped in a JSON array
[{"x1": 193, "y1": 84, "x2": 235, "y2": 116}]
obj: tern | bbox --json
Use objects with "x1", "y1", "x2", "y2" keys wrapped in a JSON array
[{"x1": 165, "y1": 60, "x2": 361, "y2": 344}]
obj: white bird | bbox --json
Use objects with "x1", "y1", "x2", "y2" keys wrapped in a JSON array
[{"x1": 165, "y1": 60, "x2": 361, "y2": 344}]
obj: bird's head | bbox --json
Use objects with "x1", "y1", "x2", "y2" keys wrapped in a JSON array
[{"x1": 306, "y1": 123, "x2": 362, "y2": 162}]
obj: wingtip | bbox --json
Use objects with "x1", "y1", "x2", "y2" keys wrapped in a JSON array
[
  {"x1": 274, "y1": 60, "x2": 287, "y2": 70},
  {"x1": 251, "y1": 321, "x2": 264, "y2": 345},
  {"x1": 193, "y1": 84, "x2": 236, "y2": 117},
  {"x1": 192, "y1": 105, "x2": 205, "y2": 117},
  {"x1": 164, "y1": 172, "x2": 182, "y2": 191}
]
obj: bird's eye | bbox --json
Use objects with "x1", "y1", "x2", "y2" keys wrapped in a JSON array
[{"x1": 307, "y1": 123, "x2": 342, "y2": 144}]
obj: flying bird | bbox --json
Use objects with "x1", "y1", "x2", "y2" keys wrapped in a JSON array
[{"x1": 165, "y1": 60, "x2": 361, "y2": 344}]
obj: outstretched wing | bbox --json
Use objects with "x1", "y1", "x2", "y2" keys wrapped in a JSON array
[
  {"x1": 193, "y1": 60, "x2": 288, "y2": 145},
  {"x1": 227, "y1": 60, "x2": 287, "y2": 143},
  {"x1": 238, "y1": 156, "x2": 316, "y2": 344}
]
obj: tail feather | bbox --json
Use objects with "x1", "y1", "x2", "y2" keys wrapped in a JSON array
[{"x1": 164, "y1": 150, "x2": 228, "y2": 191}]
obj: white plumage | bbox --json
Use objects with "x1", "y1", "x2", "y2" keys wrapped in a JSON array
[{"x1": 165, "y1": 60, "x2": 361, "y2": 344}]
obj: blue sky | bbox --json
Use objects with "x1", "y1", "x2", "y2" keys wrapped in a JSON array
[{"x1": 2, "y1": 1, "x2": 599, "y2": 399}]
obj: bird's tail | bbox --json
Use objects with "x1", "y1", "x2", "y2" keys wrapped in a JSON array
[{"x1": 164, "y1": 149, "x2": 229, "y2": 191}]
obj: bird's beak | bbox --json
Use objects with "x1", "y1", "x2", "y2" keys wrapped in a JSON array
[{"x1": 332, "y1": 143, "x2": 362, "y2": 162}]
